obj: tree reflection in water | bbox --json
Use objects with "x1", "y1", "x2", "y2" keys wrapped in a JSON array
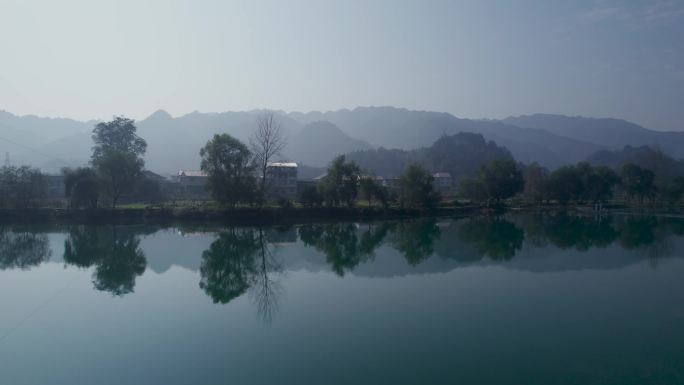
[
  {"x1": 63, "y1": 226, "x2": 147, "y2": 296},
  {"x1": 543, "y1": 214, "x2": 618, "y2": 251},
  {"x1": 48, "y1": 214, "x2": 684, "y2": 319},
  {"x1": 199, "y1": 227, "x2": 283, "y2": 323},
  {"x1": 457, "y1": 217, "x2": 524, "y2": 261},
  {"x1": 390, "y1": 219, "x2": 441, "y2": 265},
  {"x1": 299, "y1": 222, "x2": 391, "y2": 276},
  {"x1": 0, "y1": 227, "x2": 51, "y2": 270}
]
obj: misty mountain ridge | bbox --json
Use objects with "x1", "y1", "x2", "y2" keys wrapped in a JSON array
[
  {"x1": 287, "y1": 121, "x2": 373, "y2": 167},
  {"x1": 346, "y1": 132, "x2": 513, "y2": 179},
  {"x1": 1, "y1": 106, "x2": 683, "y2": 176}
]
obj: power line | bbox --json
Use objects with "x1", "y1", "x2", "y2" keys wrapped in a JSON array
[{"x1": 0, "y1": 134, "x2": 71, "y2": 166}]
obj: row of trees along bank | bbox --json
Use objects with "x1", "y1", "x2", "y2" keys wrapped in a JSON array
[{"x1": 2, "y1": 112, "x2": 684, "y2": 210}]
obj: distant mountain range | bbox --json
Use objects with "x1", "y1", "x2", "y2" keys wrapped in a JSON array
[{"x1": 0, "y1": 106, "x2": 682, "y2": 175}]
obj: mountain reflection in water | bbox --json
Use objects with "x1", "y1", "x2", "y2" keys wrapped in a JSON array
[{"x1": 1, "y1": 214, "x2": 682, "y2": 318}]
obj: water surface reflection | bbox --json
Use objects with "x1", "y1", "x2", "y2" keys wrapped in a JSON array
[
  {"x1": 1, "y1": 213, "x2": 683, "y2": 311},
  {"x1": 2, "y1": 214, "x2": 684, "y2": 384}
]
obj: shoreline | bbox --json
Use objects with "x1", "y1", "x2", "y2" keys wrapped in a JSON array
[{"x1": 1, "y1": 205, "x2": 683, "y2": 226}]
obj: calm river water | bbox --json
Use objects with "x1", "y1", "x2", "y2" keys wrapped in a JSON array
[{"x1": 1, "y1": 214, "x2": 684, "y2": 384}]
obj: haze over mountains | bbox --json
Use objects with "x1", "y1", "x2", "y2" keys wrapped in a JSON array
[{"x1": 1, "y1": 106, "x2": 682, "y2": 176}]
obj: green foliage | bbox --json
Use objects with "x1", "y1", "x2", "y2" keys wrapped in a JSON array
[
  {"x1": 200, "y1": 134, "x2": 257, "y2": 207},
  {"x1": 0, "y1": 165, "x2": 47, "y2": 208},
  {"x1": 458, "y1": 159, "x2": 523, "y2": 204},
  {"x1": 585, "y1": 165, "x2": 620, "y2": 202},
  {"x1": 620, "y1": 163, "x2": 656, "y2": 202},
  {"x1": 91, "y1": 117, "x2": 147, "y2": 207},
  {"x1": 660, "y1": 177, "x2": 684, "y2": 203},
  {"x1": 92, "y1": 116, "x2": 147, "y2": 158},
  {"x1": 399, "y1": 163, "x2": 440, "y2": 209},
  {"x1": 63, "y1": 167, "x2": 100, "y2": 209},
  {"x1": 546, "y1": 165, "x2": 581, "y2": 204},
  {"x1": 92, "y1": 149, "x2": 144, "y2": 207},
  {"x1": 359, "y1": 176, "x2": 389, "y2": 208},
  {"x1": 479, "y1": 159, "x2": 524, "y2": 202},
  {"x1": 319, "y1": 155, "x2": 361, "y2": 207},
  {"x1": 546, "y1": 162, "x2": 620, "y2": 204}
]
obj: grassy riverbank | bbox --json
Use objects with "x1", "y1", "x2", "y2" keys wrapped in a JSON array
[
  {"x1": 2, "y1": 200, "x2": 683, "y2": 225},
  {"x1": 0, "y1": 205, "x2": 477, "y2": 225}
]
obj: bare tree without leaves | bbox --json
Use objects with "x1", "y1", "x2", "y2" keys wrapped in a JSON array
[{"x1": 250, "y1": 112, "x2": 287, "y2": 203}]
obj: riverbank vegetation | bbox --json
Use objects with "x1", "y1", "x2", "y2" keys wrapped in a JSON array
[{"x1": 2, "y1": 113, "x2": 684, "y2": 219}]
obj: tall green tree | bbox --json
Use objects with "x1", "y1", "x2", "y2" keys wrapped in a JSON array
[
  {"x1": 621, "y1": 163, "x2": 656, "y2": 202},
  {"x1": 359, "y1": 176, "x2": 389, "y2": 208},
  {"x1": 91, "y1": 117, "x2": 147, "y2": 207},
  {"x1": 399, "y1": 163, "x2": 440, "y2": 209},
  {"x1": 63, "y1": 167, "x2": 100, "y2": 209},
  {"x1": 546, "y1": 165, "x2": 582, "y2": 204},
  {"x1": 584, "y1": 165, "x2": 620, "y2": 202},
  {"x1": 200, "y1": 134, "x2": 257, "y2": 207},
  {"x1": 319, "y1": 155, "x2": 361, "y2": 207},
  {"x1": 479, "y1": 159, "x2": 524, "y2": 203}
]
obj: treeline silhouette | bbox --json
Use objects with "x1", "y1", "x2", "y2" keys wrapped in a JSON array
[{"x1": 2, "y1": 115, "x2": 684, "y2": 210}]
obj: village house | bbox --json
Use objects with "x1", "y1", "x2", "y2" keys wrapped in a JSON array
[
  {"x1": 432, "y1": 172, "x2": 454, "y2": 196},
  {"x1": 175, "y1": 170, "x2": 211, "y2": 200},
  {"x1": 266, "y1": 162, "x2": 298, "y2": 199}
]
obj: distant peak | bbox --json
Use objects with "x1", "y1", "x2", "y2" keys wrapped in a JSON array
[{"x1": 145, "y1": 109, "x2": 173, "y2": 121}]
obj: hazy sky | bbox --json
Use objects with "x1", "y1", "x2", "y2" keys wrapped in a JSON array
[{"x1": 1, "y1": 0, "x2": 683, "y2": 130}]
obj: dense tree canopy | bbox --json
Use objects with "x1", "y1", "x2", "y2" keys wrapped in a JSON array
[
  {"x1": 63, "y1": 167, "x2": 100, "y2": 209},
  {"x1": 92, "y1": 117, "x2": 147, "y2": 158},
  {"x1": 91, "y1": 117, "x2": 147, "y2": 207},
  {"x1": 459, "y1": 159, "x2": 523, "y2": 204},
  {"x1": 318, "y1": 155, "x2": 361, "y2": 207},
  {"x1": 0, "y1": 165, "x2": 46, "y2": 208},
  {"x1": 544, "y1": 162, "x2": 620, "y2": 204},
  {"x1": 399, "y1": 163, "x2": 440, "y2": 209},
  {"x1": 620, "y1": 163, "x2": 656, "y2": 202},
  {"x1": 200, "y1": 134, "x2": 257, "y2": 207}
]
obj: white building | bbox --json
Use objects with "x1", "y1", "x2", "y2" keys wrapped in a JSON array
[
  {"x1": 266, "y1": 162, "x2": 298, "y2": 199},
  {"x1": 432, "y1": 172, "x2": 453, "y2": 196}
]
